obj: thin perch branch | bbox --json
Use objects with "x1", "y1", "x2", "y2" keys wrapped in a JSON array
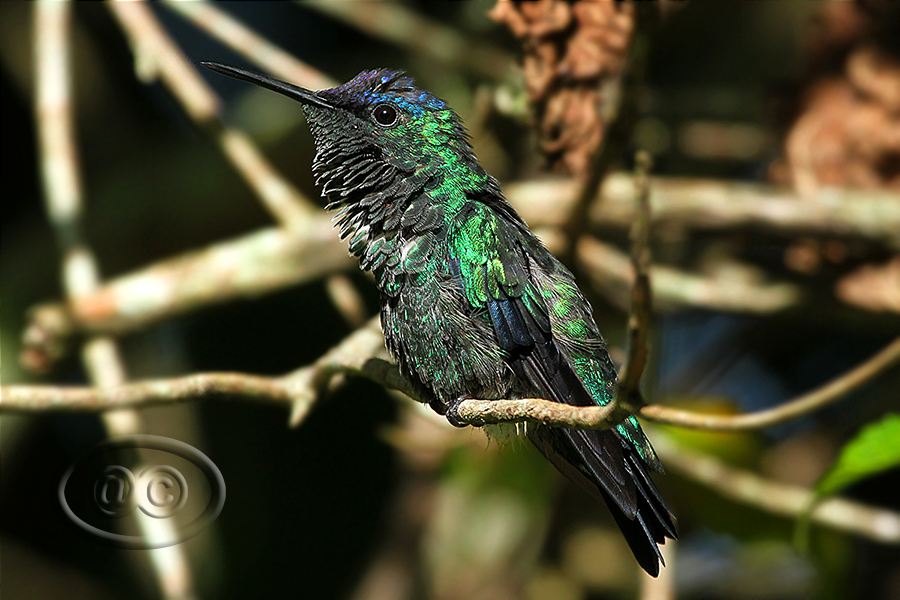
[
  {"x1": 638, "y1": 336, "x2": 900, "y2": 431},
  {"x1": 454, "y1": 399, "x2": 617, "y2": 429},
  {"x1": 7, "y1": 332, "x2": 898, "y2": 435}
]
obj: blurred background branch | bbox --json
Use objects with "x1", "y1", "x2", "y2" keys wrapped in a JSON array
[{"x1": 33, "y1": 2, "x2": 195, "y2": 598}]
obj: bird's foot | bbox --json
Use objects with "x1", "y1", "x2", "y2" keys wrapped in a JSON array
[{"x1": 445, "y1": 397, "x2": 469, "y2": 428}]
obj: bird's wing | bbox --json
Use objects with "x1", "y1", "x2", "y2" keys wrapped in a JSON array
[{"x1": 449, "y1": 197, "x2": 676, "y2": 576}]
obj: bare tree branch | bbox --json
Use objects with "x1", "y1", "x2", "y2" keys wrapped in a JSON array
[
  {"x1": 35, "y1": 223, "x2": 350, "y2": 336},
  {"x1": 7, "y1": 317, "x2": 389, "y2": 417},
  {"x1": 19, "y1": 223, "x2": 353, "y2": 371},
  {"x1": 638, "y1": 336, "x2": 900, "y2": 431},
  {"x1": 2, "y1": 373, "x2": 294, "y2": 412}
]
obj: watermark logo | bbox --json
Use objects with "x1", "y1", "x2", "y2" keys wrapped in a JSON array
[{"x1": 59, "y1": 435, "x2": 225, "y2": 549}]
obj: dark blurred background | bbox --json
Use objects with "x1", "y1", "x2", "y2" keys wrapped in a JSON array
[{"x1": 2, "y1": 2, "x2": 898, "y2": 599}]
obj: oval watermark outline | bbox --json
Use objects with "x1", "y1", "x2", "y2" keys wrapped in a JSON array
[{"x1": 59, "y1": 435, "x2": 225, "y2": 549}]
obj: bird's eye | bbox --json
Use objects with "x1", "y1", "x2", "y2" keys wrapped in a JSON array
[{"x1": 372, "y1": 103, "x2": 398, "y2": 127}]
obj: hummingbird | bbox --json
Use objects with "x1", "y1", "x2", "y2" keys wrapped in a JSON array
[{"x1": 203, "y1": 62, "x2": 676, "y2": 575}]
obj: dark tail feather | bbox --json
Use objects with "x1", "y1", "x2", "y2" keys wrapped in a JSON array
[
  {"x1": 528, "y1": 425, "x2": 677, "y2": 577},
  {"x1": 512, "y1": 345, "x2": 676, "y2": 575}
]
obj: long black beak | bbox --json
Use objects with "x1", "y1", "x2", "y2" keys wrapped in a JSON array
[{"x1": 201, "y1": 62, "x2": 333, "y2": 109}]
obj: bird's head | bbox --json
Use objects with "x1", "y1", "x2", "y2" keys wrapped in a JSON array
[{"x1": 203, "y1": 63, "x2": 483, "y2": 206}]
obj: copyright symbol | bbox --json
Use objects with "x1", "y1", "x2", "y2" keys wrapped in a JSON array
[
  {"x1": 93, "y1": 465, "x2": 136, "y2": 518},
  {"x1": 61, "y1": 435, "x2": 225, "y2": 548},
  {"x1": 137, "y1": 465, "x2": 188, "y2": 518}
]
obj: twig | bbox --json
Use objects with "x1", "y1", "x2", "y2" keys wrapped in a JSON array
[
  {"x1": 34, "y1": 2, "x2": 194, "y2": 597},
  {"x1": 562, "y1": 3, "x2": 657, "y2": 261},
  {"x1": 638, "y1": 336, "x2": 900, "y2": 431},
  {"x1": 163, "y1": 0, "x2": 337, "y2": 90},
  {"x1": 299, "y1": 1, "x2": 511, "y2": 81},
  {"x1": 617, "y1": 151, "x2": 654, "y2": 404},
  {"x1": 107, "y1": 2, "x2": 315, "y2": 227},
  {"x1": 3, "y1": 373, "x2": 295, "y2": 412},
  {"x1": 652, "y1": 431, "x2": 900, "y2": 544},
  {"x1": 6, "y1": 317, "x2": 388, "y2": 417}
]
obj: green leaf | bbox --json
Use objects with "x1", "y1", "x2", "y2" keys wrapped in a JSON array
[
  {"x1": 795, "y1": 413, "x2": 900, "y2": 553},
  {"x1": 815, "y1": 412, "x2": 900, "y2": 497}
]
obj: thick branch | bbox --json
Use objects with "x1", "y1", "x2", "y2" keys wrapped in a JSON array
[
  {"x1": 638, "y1": 336, "x2": 900, "y2": 431},
  {"x1": 40, "y1": 224, "x2": 349, "y2": 335},
  {"x1": 20, "y1": 223, "x2": 353, "y2": 371}
]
